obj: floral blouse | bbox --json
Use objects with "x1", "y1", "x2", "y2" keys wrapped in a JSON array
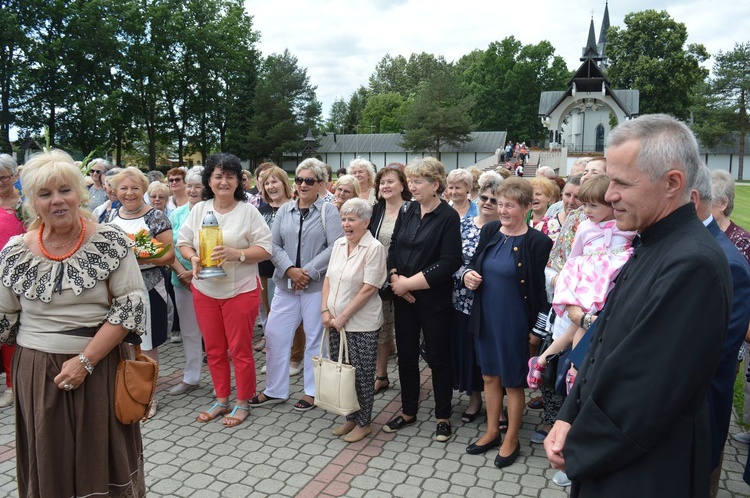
[{"x1": 452, "y1": 216, "x2": 482, "y2": 315}]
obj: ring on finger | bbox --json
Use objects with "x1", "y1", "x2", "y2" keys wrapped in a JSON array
[{"x1": 63, "y1": 383, "x2": 74, "y2": 391}]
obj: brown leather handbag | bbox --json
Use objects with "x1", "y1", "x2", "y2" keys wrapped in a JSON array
[{"x1": 114, "y1": 344, "x2": 158, "y2": 424}]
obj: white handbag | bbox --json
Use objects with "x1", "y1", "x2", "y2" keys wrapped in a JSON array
[{"x1": 313, "y1": 328, "x2": 360, "y2": 416}]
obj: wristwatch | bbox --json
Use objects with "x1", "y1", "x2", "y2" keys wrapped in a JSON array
[{"x1": 239, "y1": 250, "x2": 246, "y2": 263}]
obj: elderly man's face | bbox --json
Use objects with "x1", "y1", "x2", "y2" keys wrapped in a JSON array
[{"x1": 605, "y1": 140, "x2": 666, "y2": 232}]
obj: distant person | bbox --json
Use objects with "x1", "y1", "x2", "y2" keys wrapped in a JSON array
[{"x1": 87, "y1": 158, "x2": 111, "y2": 211}]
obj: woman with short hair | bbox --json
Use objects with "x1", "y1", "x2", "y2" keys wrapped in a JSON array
[
  {"x1": 446, "y1": 168, "x2": 478, "y2": 219},
  {"x1": 333, "y1": 174, "x2": 361, "y2": 211},
  {"x1": 322, "y1": 198, "x2": 387, "y2": 443},
  {"x1": 348, "y1": 158, "x2": 377, "y2": 204}
]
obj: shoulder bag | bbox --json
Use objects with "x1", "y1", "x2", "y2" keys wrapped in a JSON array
[{"x1": 312, "y1": 327, "x2": 360, "y2": 416}]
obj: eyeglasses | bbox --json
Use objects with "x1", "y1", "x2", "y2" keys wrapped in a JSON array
[
  {"x1": 0, "y1": 175, "x2": 12, "y2": 183},
  {"x1": 294, "y1": 177, "x2": 318, "y2": 186},
  {"x1": 168, "y1": 178, "x2": 183, "y2": 183},
  {"x1": 479, "y1": 195, "x2": 498, "y2": 205},
  {"x1": 90, "y1": 170, "x2": 104, "y2": 175}
]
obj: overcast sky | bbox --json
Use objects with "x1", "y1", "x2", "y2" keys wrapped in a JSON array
[{"x1": 244, "y1": 0, "x2": 749, "y2": 121}]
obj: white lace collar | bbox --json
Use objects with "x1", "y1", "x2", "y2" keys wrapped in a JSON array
[{"x1": 0, "y1": 224, "x2": 134, "y2": 303}]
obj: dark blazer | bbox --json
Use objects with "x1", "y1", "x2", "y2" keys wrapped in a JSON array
[
  {"x1": 557, "y1": 204, "x2": 732, "y2": 498},
  {"x1": 466, "y1": 221, "x2": 552, "y2": 338},
  {"x1": 368, "y1": 199, "x2": 410, "y2": 240},
  {"x1": 706, "y1": 218, "x2": 750, "y2": 470}
]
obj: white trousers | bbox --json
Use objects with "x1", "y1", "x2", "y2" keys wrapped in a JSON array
[
  {"x1": 174, "y1": 286, "x2": 203, "y2": 385},
  {"x1": 263, "y1": 288, "x2": 323, "y2": 399}
]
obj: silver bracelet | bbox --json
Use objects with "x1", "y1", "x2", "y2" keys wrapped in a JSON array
[
  {"x1": 582, "y1": 313, "x2": 593, "y2": 330},
  {"x1": 78, "y1": 353, "x2": 94, "y2": 375}
]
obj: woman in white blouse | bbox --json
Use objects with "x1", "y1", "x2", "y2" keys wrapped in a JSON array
[{"x1": 177, "y1": 153, "x2": 272, "y2": 428}]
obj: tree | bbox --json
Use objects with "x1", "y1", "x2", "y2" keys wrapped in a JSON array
[
  {"x1": 606, "y1": 10, "x2": 709, "y2": 120},
  {"x1": 704, "y1": 42, "x2": 750, "y2": 179},
  {"x1": 361, "y1": 92, "x2": 405, "y2": 133},
  {"x1": 245, "y1": 50, "x2": 321, "y2": 164},
  {"x1": 460, "y1": 37, "x2": 569, "y2": 141},
  {"x1": 324, "y1": 97, "x2": 348, "y2": 133},
  {"x1": 400, "y1": 60, "x2": 472, "y2": 158},
  {"x1": 0, "y1": 0, "x2": 29, "y2": 152},
  {"x1": 345, "y1": 86, "x2": 368, "y2": 132}
]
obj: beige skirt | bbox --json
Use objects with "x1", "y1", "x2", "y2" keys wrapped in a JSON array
[{"x1": 13, "y1": 344, "x2": 146, "y2": 498}]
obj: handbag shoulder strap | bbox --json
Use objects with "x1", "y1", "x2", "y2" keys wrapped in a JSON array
[{"x1": 319, "y1": 327, "x2": 350, "y2": 365}]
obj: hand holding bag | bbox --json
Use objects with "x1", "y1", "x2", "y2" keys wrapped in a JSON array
[
  {"x1": 114, "y1": 344, "x2": 158, "y2": 424},
  {"x1": 312, "y1": 328, "x2": 360, "y2": 416}
]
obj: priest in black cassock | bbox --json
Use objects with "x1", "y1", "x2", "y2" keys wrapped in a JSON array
[{"x1": 544, "y1": 114, "x2": 733, "y2": 498}]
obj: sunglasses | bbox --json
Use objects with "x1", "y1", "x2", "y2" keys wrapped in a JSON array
[
  {"x1": 294, "y1": 177, "x2": 318, "y2": 186},
  {"x1": 168, "y1": 178, "x2": 183, "y2": 183},
  {"x1": 90, "y1": 170, "x2": 104, "y2": 175},
  {"x1": 479, "y1": 195, "x2": 498, "y2": 205}
]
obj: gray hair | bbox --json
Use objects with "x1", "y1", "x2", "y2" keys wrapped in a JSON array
[
  {"x1": 186, "y1": 166, "x2": 204, "y2": 184},
  {"x1": 297, "y1": 158, "x2": 328, "y2": 182},
  {"x1": 105, "y1": 167, "x2": 123, "y2": 178},
  {"x1": 711, "y1": 169, "x2": 735, "y2": 216},
  {"x1": 607, "y1": 114, "x2": 700, "y2": 200},
  {"x1": 340, "y1": 198, "x2": 372, "y2": 221},
  {"x1": 570, "y1": 157, "x2": 593, "y2": 175},
  {"x1": 566, "y1": 173, "x2": 583, "y2": 188},
  {"x1": 0, "y1": 153, "x2": 18, "y2": 176},
  {"x1": 348, "y1": 157, "x2": 376, "y2": 186},
  {"x1": 478, "y1": 170, "x2": 503, "y2": 193},
  {"x1": 536, "y1": 166, "x2": 556, "y2": 178},
  {"x1": 446, "y1": 168, "x2": 474, "y2": 191},
  {"x1": 692, "y1": 165, "x2": 712, "y2": 203},
  {"x1": 89, "y1": 158, "x2": 113, "y2": 172}
]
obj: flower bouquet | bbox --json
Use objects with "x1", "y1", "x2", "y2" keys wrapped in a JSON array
[{"x1": 128, "y1": 229, "x2": 171, "y2": 259}]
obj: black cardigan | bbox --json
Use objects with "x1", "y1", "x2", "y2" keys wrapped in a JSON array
[{"x1": 466, "y1": 221, "x2": 552, "y2": 338}]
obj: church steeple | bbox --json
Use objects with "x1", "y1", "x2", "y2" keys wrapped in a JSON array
[
  {"x1": 598, "y1": 1, "x2": 610, "y2": 46},
  {"x1": 581, "y1": 16, "x2": 599, "y2": 61}
]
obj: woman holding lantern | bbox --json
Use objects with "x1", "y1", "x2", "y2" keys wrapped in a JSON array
[{"x1": 177, "y1": 153, "x2": 272, "y2": 427}]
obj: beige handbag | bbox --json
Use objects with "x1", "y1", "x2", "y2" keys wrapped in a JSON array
[{"x1": 313, "y1": 328, "x2": 360, "y2": 416}]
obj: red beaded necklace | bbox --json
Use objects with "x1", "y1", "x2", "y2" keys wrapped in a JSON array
[{"x1": 38, "y1": 217, "x2": 87, "y2": 261}]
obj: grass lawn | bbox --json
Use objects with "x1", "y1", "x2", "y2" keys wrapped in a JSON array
[{"x1": 732, "y1": 185, "x2": 750, "y2": 429}]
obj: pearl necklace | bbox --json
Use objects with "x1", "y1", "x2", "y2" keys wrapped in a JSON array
[{"x1": 121, "y1": 203, "x2": 145, "y2": 216}]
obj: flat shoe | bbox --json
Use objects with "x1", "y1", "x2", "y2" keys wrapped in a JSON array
[
  {"x1": 146, "y1": 399, "x2": 158, "y2": 420},
  {"x1": 461, "y1": 404, "x2": 482, "y2": 423},
  {"x1": 223, "y1": 405, "x2": 250, "y2": 428},
  {"x1": 332, "y1": 423, "x2": 355, "y2": 436},
  {"x1": 254, "y1": 338, "x2": 266, "y2": 352},
  {"x1": 168, "y1": 382, "x2": 200, "y2": 396},
  {"x1": 197, "y1": 402, "x2": 229, "y2": 423},
  {"x1": 374, "y1": 376, "x2": 390, "y2": 395},
  {"x1": 382, "y1": 415, "x2": 417, "y2": 433},
  {"x1": 344, "y1": 426, "x2": 372, "y2": 443},
  {"x1": 494, "y1": 442, "x2": 521, "y2": 469},
  {"x1": 249, "y1": 393, "x2": 286, "y2": 406},
  {"x1": 293, "y1": 397, "x2": 315, "y2": 412},
  {"x1": 466, "y1": 434, "x2": 503, "y2": 455},
  {"x1": 530, "y1": 429, "x2": 548, "y2": 444},
  {"x1": 527, "y1": 396, "x2": 544, "y2": 410},
  {"x1": 289, "y1": 363, "x2": 303, "y2": 376}
]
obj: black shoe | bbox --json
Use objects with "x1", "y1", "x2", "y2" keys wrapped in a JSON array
[
  {"x1": 434, "y1": 421, "x2": 452, "y2": 442},
  {"x1": 461, "y1": 402, "x2": 482, "y2": 423},
  {"x1": 494, "y1": 442, "x2": 521, "y2": 469},
  {"x1": 383, "y1": 415, "x2": 417, "y2": 433},
  {"x1": 466, "y1": 434, "x2": 502, "y2": 455}
]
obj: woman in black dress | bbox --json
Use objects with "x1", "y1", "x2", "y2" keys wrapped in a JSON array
[{"x1": 463, "y1": 178, "x2": 552, "y2": 468}]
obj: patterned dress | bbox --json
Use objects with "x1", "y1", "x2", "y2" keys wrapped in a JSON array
[{"x1": 552, "y1": 219, "x2": 636, "y2": 316}]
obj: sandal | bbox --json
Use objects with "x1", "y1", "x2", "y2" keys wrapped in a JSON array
[
  {"x1": 249, "y1": 393, "x2": 286, "y2": 406},
  {"x1": 461, "y1": 402, "x2": 483, "y2": 423},
  {"x1": 254, "y1": 338, "x2": 266, "y2": 352},
  {"x1": 527, "y1": 396, "x2": 544, "y2": 410},
  {"x1": 374, "y1": 376, "x2": 390, "y2": 395},
  {"x1": 293, "y1": 396, "x2": 315, "y2": 412},
  {"x1": 146, "y1": 399, "x2": 158, "y2": 420},
  {"x1": 498, "y1": 409, "x2": 509, "y2": 432},
  {"x1": 223, "y1": 405, "x2": 250, "y2": 427},
  {"x1": 197, "y1": 402, "x2": 229, "y2": 423},
  {"x1": 527, "y1": 356, "x2": 545, "y2": 390}
]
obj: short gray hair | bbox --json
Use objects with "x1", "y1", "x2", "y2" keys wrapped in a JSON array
[
  {"x1": 348, "y1": 157, "x2": 376, "y2": 186},
  {"x1": 0, "y1": 153, "x2": 18, "y2": 176},
  {"x1": 89, "y1": 158, "x2": 113, "y2": 172},
  {"x1": 297, "y1": 158, "x2": 328, "y2": 182},
  {"x1": 607, "y1": 114, "x2": 700, "y2": 200},
  {"x1": 340, "y1": 198, "x2": 372, "y2": 221},
  {"x1": 186, "y1": 166, "x2": 204, "y2": 184},
  {"x1": 692, "y1": 165, "x2": 712, "y2": 203},
  {"x1": 478, "y1": 170, "x2": 503, "y2": 193},
  {"x1": 711, "y1": 169, "x2": 735, "y2": 216},
  {"x1": 536, "y1": 166, "x2": 556, "y2": 178},
  {"x1": 446, "y1": 168, "x2": 473, "y2": 191}
]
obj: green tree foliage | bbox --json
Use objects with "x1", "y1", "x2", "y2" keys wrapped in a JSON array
[
  {"x1": 345, "y1": 86, "x2": 369, "y2": 132},
  {"x1": 400, "y1": 60, "x2": 472, "y2": 158},
  {"x1": 245, "y1": 49, "x2": 320, "y2": 164},
  {"x1": 0, "y1": 0, "x2": 29, "y2": 153},
  {"x1": 362, "y1": 92, "x2": 406, "y2": 133},
  {"x1": 324, "y1": 97, "x2": 348, "y2": 133},
  {"x1": 606, "y1": 10, "x2": 709, "y2": 120},
  {"x1": 461, "y1": 37, "x2": 569, "y2": 142}
]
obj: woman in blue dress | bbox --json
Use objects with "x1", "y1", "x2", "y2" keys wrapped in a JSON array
[{"x1": 463, "y1": 178, "x2": 552, "y2": 468}]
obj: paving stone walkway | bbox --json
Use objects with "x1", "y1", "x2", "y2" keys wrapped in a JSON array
[{"x1": 0, "y1": 328, "x2": 747, "y2": 497}]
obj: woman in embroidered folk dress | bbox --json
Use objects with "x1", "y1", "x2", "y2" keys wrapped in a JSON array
[
  {"x1": 109, "y1": 167, "x2": 175, "y2": 419},
  {"x1": 0, "y1": 150, "x2": 147, "y2": 498},
  {"x1": 0, "y1": 154, "x2": 25, "y2": 408},
  {"x1": 322, "y1": 198, "x2": 387, "y2": 443},
  {"x1": 177, "y1": 153, "x2": 272, "y2": 427}
]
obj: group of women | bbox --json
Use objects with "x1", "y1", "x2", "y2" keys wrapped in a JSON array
[{"x1": 0, "y1": 146, "x2": 631, "y2": 497}]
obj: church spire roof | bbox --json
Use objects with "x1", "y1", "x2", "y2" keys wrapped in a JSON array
[
  {"x1": 598, "y1": 1, "x2": 610, "y2": 46},
  {"x1": 581, "y1": 16, "x2": 600, "y2": 60}
]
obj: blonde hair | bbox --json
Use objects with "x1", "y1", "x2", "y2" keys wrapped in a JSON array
[
  {"x1": 21, "y1": 149, "x2": 93, "y2": 229},
  {"x1": 334, "y1": 174, "x2": 361, "y2": 196},
  {"x1": 109, "y1": 166, "x2": 149, "y2": 194},
  {"x1": 529, "y1": 176, "x2": 561, "y2": 203},
  {"x1": 260, "y1": 166, "x2": 293, "y2": 204},
  {"x1": 147, "y1": 180, "x2": 171, "y2": 199},
  {"x1": 405, "y1": 157, "x2": 448, "y2": 194}
]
